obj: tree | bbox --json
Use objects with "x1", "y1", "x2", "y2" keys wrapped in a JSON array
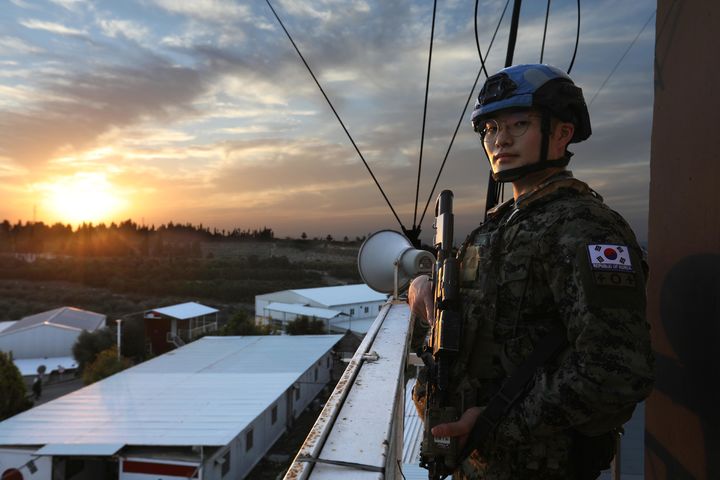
[
  {"x1": 82, "y1": 347, "x2": 131, "y2": 385},
  {"x1": 301, "y1": 232, "x2": 307, "y2": 240},
  {"x1": 72, "y1": 328, "x2": 114, "y2": 372},
  {"x1": 219, "y1": 310, "x2": 271, "y2": 336},
  {"x1": 286, "y1": 315, "x2": 326, "y2": 335},
  {"x1": 120, "y1": 317, "x2": 146, "y2": 362},
  {"x1": 0, "y1": 351, "x2": 33, "y2": 420}
]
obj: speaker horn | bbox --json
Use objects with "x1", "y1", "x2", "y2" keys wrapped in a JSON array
[{"x1": 358, "y1": 230, "x2": 435, "y2": 296}]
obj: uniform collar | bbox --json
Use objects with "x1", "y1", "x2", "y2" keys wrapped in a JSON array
[
  {"x1": 484, "y1": 171, "x2": 599, "y2": 220},
  {"x1": 514, "y1": 170, "x2": 599, "y2": 210}
]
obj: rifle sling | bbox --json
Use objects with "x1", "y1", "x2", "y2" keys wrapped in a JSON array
[{"x1": 460, "y1": 325, "x2": 568, "y2": 459}]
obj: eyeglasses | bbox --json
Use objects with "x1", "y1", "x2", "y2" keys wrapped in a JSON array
[{"x1": 479, "y1": 113, "x2": 541, "y2": 144}]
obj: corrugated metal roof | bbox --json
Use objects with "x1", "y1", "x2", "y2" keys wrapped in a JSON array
[
  {"x1": 0, "y1": 321, "x2": 17, "y2": 333},
  {"x1": 37, "y1": 444, "x2": 123, "y2": 456},
  {"x1": 150, "y1": 302, "x2": 218, "y2": 320},
  {"x1": 13, "y1": 356, "x2": 77, "y2": 376},
  {"x1": 265, "y1": 302, "x2": 344, "y2": 320},
  {"x1": 290, "y1": 284, "x2": 388, "y2": 307},
  {"x1": 0, "y1": 335, "x2": 341, "y2": 449},
  {"x1": 0, "y1": 307, "x2": 105, "y2": 336},
  {"x1": 403, "y1": 378, "x2": 423, "y2": 465}
]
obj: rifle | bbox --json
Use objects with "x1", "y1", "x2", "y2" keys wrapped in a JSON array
[{"x1": 419, "y1": 190, "x2": 462, "y2": 479}]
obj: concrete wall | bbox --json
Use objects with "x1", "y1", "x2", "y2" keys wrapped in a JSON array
[{"x1": 646, "y1": 1, "x2": 720, "y2": 479}]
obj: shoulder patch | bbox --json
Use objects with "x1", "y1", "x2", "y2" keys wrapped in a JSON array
[{"x1": 586, "y1": 244, "x2": 633, "y2": 272}]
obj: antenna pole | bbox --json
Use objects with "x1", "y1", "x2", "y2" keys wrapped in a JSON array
[{"x1": 485, "y1": 0, "x2": 522, "y2": 218}]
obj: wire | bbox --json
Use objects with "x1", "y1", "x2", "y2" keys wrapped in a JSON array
[
  {"x1": 264, "y1": 0, "x2": 406, "y2": 231},
  {"x1": 588, "y1": 9, "x2": 656, "y2": 106},
  {"x1": 473, "y1": 0, "x2": 492, "y2": 79},
  {"x1": 397, "y1": 459, "x2": 407, "y2": 479},
  {"x1": 540, "y1": 0, "x2": 552, "y2": 63},
  {"x1": 418, "y1": 0, "x2": 511, "y2": 227},
  {"x1": 413, "y1": 0, "x2": 438, "y2": 230},
  {"x1": 567, "y1": 0, "x2": 580, "y2": 73}
]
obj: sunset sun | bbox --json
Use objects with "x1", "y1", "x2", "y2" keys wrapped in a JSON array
[{"x1": 42, "y1": 173, "x2": 124, "y2": 224}]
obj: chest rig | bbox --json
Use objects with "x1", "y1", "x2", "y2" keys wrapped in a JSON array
[{"x1": 450, "y1": 175, "x2": 595, "y2": 411}]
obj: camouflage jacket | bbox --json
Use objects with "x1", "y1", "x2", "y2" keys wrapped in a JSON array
[{"x1": 452, "y1": 171, "x2": 655, "y2": 479}]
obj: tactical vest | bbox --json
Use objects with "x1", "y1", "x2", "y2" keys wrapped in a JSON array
[{"x1": 450, "y1": 175, "x2": 617, "y2": 412}]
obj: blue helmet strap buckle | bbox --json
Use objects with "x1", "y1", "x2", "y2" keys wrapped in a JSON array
[{"x1": 478, "y1": 73, "x2": 517, "y2": 106}]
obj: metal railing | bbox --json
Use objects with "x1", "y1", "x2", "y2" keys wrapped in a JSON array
[{"x1": 285, "y1": 301, "x2": 412, "y2": 479}]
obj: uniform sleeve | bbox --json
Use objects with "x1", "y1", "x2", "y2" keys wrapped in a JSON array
[{"x1": 494, "y1": 205, "x2": 655, "y2": 444}]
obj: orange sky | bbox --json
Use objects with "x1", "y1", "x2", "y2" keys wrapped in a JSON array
[{"x1": 0, "y1": 0, "x2": 656, "y2": 242}]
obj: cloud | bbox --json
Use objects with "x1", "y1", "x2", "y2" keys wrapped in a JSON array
[
  {"x1": 98, "y1": 18, "x2": 149, "y2": 42},
  {"x1": 0, "y1": 35, "x2": 43, "y2": 54},
  {"x1": 0, "y1": 58, "x2": 209, "y2": 167},
  {"x1": 149, "y1": 0, "x2": 251, "y2": 23},
  {"x1": 48, "y1": 0, "x2": 87, "y2": 11},
  {"x1": 20, "y1": 19, "x2": 87, "y2": 37},
  {"x1": 0, "y1": 0, "x2": 656, "y2": 240}
]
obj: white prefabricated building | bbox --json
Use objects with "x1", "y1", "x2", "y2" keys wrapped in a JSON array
[
  {"x1": 0, "y1": 334, "x2": 342, "y2": 480},
  {"x1": 0, "y1": 307, "x2": 105, "y2": 377},
  {"x1": 255, "y1": 284, "x2": 388, "y2": 334}
]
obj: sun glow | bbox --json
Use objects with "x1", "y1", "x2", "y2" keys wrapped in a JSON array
[{"x1": 42, "y1": 173, "x2": 124, "y2": 224}]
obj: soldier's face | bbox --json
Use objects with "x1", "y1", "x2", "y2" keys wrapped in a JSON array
[{"x1": 482, "y1": 110, "x2": 544, "y2": 174}]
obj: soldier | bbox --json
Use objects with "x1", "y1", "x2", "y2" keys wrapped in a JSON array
[{"x1": 409, "y1": 64, "x2": 654, "y2": 479}]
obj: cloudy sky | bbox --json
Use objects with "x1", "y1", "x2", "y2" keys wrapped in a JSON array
[{"x1": 0, "y1": 0, "x2": 656, "y2": 242}]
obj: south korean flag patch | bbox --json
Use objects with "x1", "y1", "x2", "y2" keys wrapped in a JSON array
[{"x1": 587, "y1": 244, "x2": 633, "y2": 272}]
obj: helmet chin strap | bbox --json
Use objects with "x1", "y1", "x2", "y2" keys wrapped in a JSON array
[
  {"x1": 491, "y1": 153, "x2": 572, "y2": 182},
  {"x1": 485, "y1": 110, "x2": 572, "y2": 183}
]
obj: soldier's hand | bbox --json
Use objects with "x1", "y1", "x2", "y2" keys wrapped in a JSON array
[
  {"x1": 431, "y1": 406, "x2": 483, "y2": 449},
  {"x1": 408, "y1": 274, "x2": 434, "y2": 326}
]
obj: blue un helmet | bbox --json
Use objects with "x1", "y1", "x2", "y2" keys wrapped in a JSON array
[{"x1": 470, "y1": 64, "x2": 591, "y2": 182}]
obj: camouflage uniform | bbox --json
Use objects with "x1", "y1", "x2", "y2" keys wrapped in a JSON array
[{"x1": 450, "y1": 171, "x2": 654, "y2": 479}]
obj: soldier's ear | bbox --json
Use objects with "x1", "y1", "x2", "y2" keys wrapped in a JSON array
[{"x1": 558, "y1": 122, "x2": 574, "y2": 142}]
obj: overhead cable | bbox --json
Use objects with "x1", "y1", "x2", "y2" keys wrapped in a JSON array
[
  {"x1": 567, "y1": 0, "x2": 580, "y2": 74},
  {"x1": 540, "y1": 0, "x2": 552, "y2": 63},
  {"x1": 588, "y1": 9, "x2": 656, "y2": 106},
  {"x1": 418, "y1": 0, "x2": 511, "y2": 227},
  {"x1": 413, "y1": 0, "x2": 439, "y2": 232},
  {"x1": 264, "y1": 0, "x2": 406, "y2": 230}
]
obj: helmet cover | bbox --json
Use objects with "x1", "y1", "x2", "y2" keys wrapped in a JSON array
[{"x1": 471, "y1": 64, "x2": 591, "y2": 143}]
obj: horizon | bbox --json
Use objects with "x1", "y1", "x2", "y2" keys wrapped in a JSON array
[{"x1": 0, "y1": 0, "x2": 656, "y2": 244}]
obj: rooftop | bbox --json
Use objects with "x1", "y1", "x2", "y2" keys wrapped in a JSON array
[
  {"x1": 149, "y1": 301, "x2": 218, "y2": 320},
  {"x1": 290, "y1": 284, "x2": 387, "y2": 307},
  {"x1": 0, "y1": 307, "x2": 105, "y2": 336},
  {"x1": 265, "y1": 302, "x2": 346, "y2": 320},
  {"x1": 0, "y1": 335, "x2": 341, "y2": 449}
]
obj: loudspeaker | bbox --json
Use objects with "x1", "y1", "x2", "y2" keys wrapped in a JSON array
[{"x1": 358, "y1": 230, "x2": 435, "y2": 294}]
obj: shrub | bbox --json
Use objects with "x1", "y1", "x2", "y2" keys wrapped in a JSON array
[
  {"x1": 0, "y1": 351, "x2": 33, "y2": 420},
  {"x1": 82, "y1": 347, "x2": 131, "y2": 385}
]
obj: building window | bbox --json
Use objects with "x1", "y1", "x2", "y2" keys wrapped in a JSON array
[
  {"x1": 221, "y1": 451, "x2": 230, "y2": 477},
  {"x1": 246, "y1": 429, "x2": 254, "y2": 452},
  {"x1": 378, "y1": 305, "x2": 382, "y2": 311},
  {"x1": 271, "y1": 405, "x2": 278, "y2": 425},
  {"x1": 295, "y1": 385, "x2": 300, "y2": 401},
  {"x1": 350, "y1": 308, "x2": 355, "y2": 315},
  {"x1": 314, "y1": 367, "x2": 318, "y2": 382},
  {"x1": 364, "y1": 306, "x2": 369, "y2": 313},
  {"x1": 326, "y1": 356, "x2": 330, "y2": 368}
]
